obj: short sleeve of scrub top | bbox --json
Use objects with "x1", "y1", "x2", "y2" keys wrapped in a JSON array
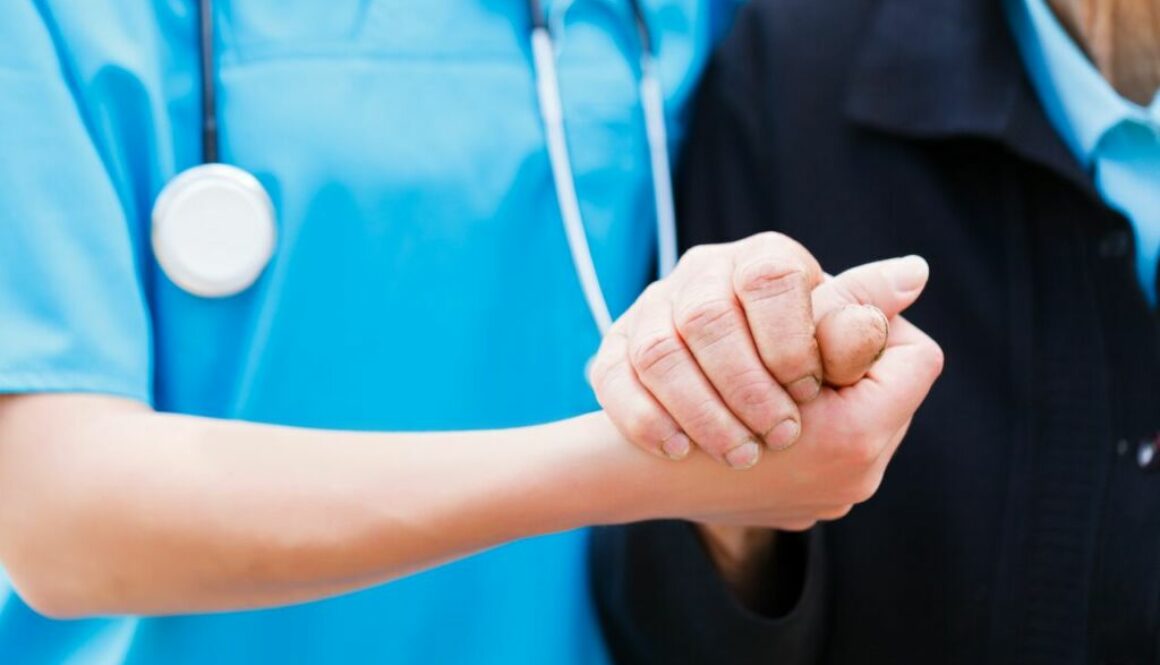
[
  {"x1": 0, "y1": 2, "x2": 743, "y2": 664},
  {"x1": 0, "y1": 3, "x2": 152, "y2": 402}
]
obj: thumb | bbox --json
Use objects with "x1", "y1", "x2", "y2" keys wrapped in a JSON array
[
  {"x1": 812, "y1": 255, "x2": 930, "y2": 321},
  {"x1": 801, "y1": 315, "x2": 944, "y2": 461},
  {"x1": 829, "y1": 315, "x2": 945, "y2": 431},
  {"x1": 811, "y1": 256, "x2": 930, "y2": 386}
]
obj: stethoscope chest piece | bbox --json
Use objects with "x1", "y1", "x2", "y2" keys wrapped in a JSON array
[{"x1": 151, "y1": 163, "x2": 277, "y2": 298}]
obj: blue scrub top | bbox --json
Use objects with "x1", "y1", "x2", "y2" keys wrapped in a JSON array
[{"x1": 0, "y1": 1, "x2": 738, "y2": 663}]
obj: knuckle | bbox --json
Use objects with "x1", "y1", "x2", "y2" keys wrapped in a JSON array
[
  {"x1": 606, "y1": 314, "x2": 632, "y2": 338},
  {"x1": 726, "y1": 372, "x2": 780, "y2": 409},
  {"x1": 589, "y1": 355, "x2": 626, "y2": 398},
  {"x1": 760, "y1": 335, "x2": 821, "y2": 382},
  {"x1": 750, "y1": 230, "x2": 790, "y2": 248},
  {"x1": 683, "y1": 245, "x2": 707, "y2": 262},
  {"x1": 634, "y1": 283, "x2": 668, "y2": 313},
  {"x1": 774, "y1": 333, "x2": 820, "y2": 368},
  {"x1": 588, "y1": 346, "x2": 614, "y2": 384},
  {"x1": 620, "y1": 412, "x2": 667, "y2": 447},
  {"x1": 630, "y1": 332, "x2": 688, "y2": 379},
  {"x1": 683, "y1": 403, "x2": 738, "y2": 452},
  {"x1": 679, "y1": 244, "x2": 713, "y2": 267},
  {"x1": 641, "y1": 281, "x2": 667, "y2": 301},
  {"x1": 675, "y1": 296, "x2": 740, "y2": 346},
  {"x1": 735, "y1": 259, "x2": 809, "y2": 300},
  {"x1": 589, "y1": 336, "x2": 628, "y2": 391},
  {"x1": 588, "y1": 362, "x2": 610, "y2": 395}
]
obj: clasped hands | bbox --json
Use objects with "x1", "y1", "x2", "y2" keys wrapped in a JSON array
[{"x1": 591, "y1": 232, "x2": 944, "y2": 533}]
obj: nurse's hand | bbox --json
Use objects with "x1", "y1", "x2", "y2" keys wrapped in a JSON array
[
  {"x1": 610, "y1": 304, "x2": 942, "y2": 523},
  {"x1": 590, "y1": 231, "x2": 930, "y2": 469},
  {"x1": 603, "y1": 305, "x2": 941, "y2": 607}
]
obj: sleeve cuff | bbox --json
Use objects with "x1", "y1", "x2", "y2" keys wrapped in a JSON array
[
  {"x1": 0, "y1": 371, "x2": 151, "y2": 406},
  {"x1": 590, "y1": 521, "x2": 828, "y2": 665}
]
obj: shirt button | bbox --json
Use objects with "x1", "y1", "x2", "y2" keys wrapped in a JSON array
[
  {"x1": 1137, "y1": 433, "x2": 1160, "y2": 470},
  {"x1": 1098, "y1": 230, "x2": 1131, "y2": 258}
]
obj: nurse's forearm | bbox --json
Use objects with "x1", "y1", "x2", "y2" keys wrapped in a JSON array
[{"x1": 0, "y1": 394, "x2": 639, "y2": 618}]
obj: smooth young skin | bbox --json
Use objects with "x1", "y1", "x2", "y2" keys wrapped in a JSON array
[
  {"x1": 0, "y1": 246, "x2": 941, "y2": 620},
  {"x1": 1050, "y1": 0, "x2": 1160, "y2": 103}
]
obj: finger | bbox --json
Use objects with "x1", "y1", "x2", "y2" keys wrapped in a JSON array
[
  {"x1": 731, "y1": 233, "x2": 825, "y2": 403},
  {"x1": 628, "y1": 289, "x2": 763, "y2": 470},
  {"x1": 821, "y1": 315, "x2": 945, "y2": 434},
  {"x1": 815, "y1": 304, "x2": 890, "y2": 387},
  {"x1": 673, "y1": 265, "x2": 802, "y2": 451},
  {"x1": 812, "y1": 255, "x2": 930, "y2": 322},
  {"x1": 810, "y1": 256, "x2": 929, "y2": 387},
  {"x1": 591, "y1": 329, "x2": 691, "y2": 460}
]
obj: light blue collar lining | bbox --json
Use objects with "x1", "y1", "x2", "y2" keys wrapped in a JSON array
[{"x1": 1007, "y1": 0, "x2": 1160, "y2": 166}]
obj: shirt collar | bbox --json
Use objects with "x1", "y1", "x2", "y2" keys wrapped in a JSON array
[
  {"x1": 843, "y1": 0, "x2": 1094, "y2": 195},
  {"x1": 1005, "y1": 0, "x2": 1152, "y2": 167}
]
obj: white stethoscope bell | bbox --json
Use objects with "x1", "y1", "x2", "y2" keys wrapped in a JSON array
[{"x1": 151, "y1": 163, "x2": 277, "y2": 298}]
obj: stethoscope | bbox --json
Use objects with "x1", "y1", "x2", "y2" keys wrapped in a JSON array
[{"x1": 151, "y1": 0, "x2": 677, "y2": 336}]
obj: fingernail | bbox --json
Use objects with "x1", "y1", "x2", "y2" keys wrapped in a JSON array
[
  {"x1": 864, "y1": 305, "x2": 890, "y2": 361},
  {"x1": 725, "y1": 440, "x2": 762, "y2": 470},
  {"x1": 764, "y1": 418, "x2": 801, "y2": 450},
  {"x1": 661, "y1": 433, "x2": 691, "y2": 460},
  {"x1": 891, "y1": 255, "x2": 930, "y2": 294},
  {"x1": 863, "y1": 304, "x2": 889, "y2": 336},
  {"x1": 787, "y1": 375, "x2": 821, "y2": 403}
]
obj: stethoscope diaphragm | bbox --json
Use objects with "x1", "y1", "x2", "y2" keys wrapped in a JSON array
[{"x1": 151, "y1": 163, "x2": 277, "y2": 298}]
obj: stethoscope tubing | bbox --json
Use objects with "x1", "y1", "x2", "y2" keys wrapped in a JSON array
[
  {"x1": 639, "y1": 54, "x2": 678, "y2": 278},
  {"x1": 192, "y1": 0, "x2": 677, "y2": 336},
  {"x1": 528, "y1": 0, "x2": 678, "y2": 335},
  {"x1": 198, "y1": 0, "x2": 219, "y2": 163}
]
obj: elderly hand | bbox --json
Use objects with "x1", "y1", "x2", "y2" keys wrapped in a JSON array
[
  {"x1": 590, "y1": 232, "x2": 942, "y2": 599},
  {"x1": 625, "y1": 293, "x2": 941, "y2": 517},
  {"x1": 590, "y1": 232, "x2": 933, "y2": 469}
]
